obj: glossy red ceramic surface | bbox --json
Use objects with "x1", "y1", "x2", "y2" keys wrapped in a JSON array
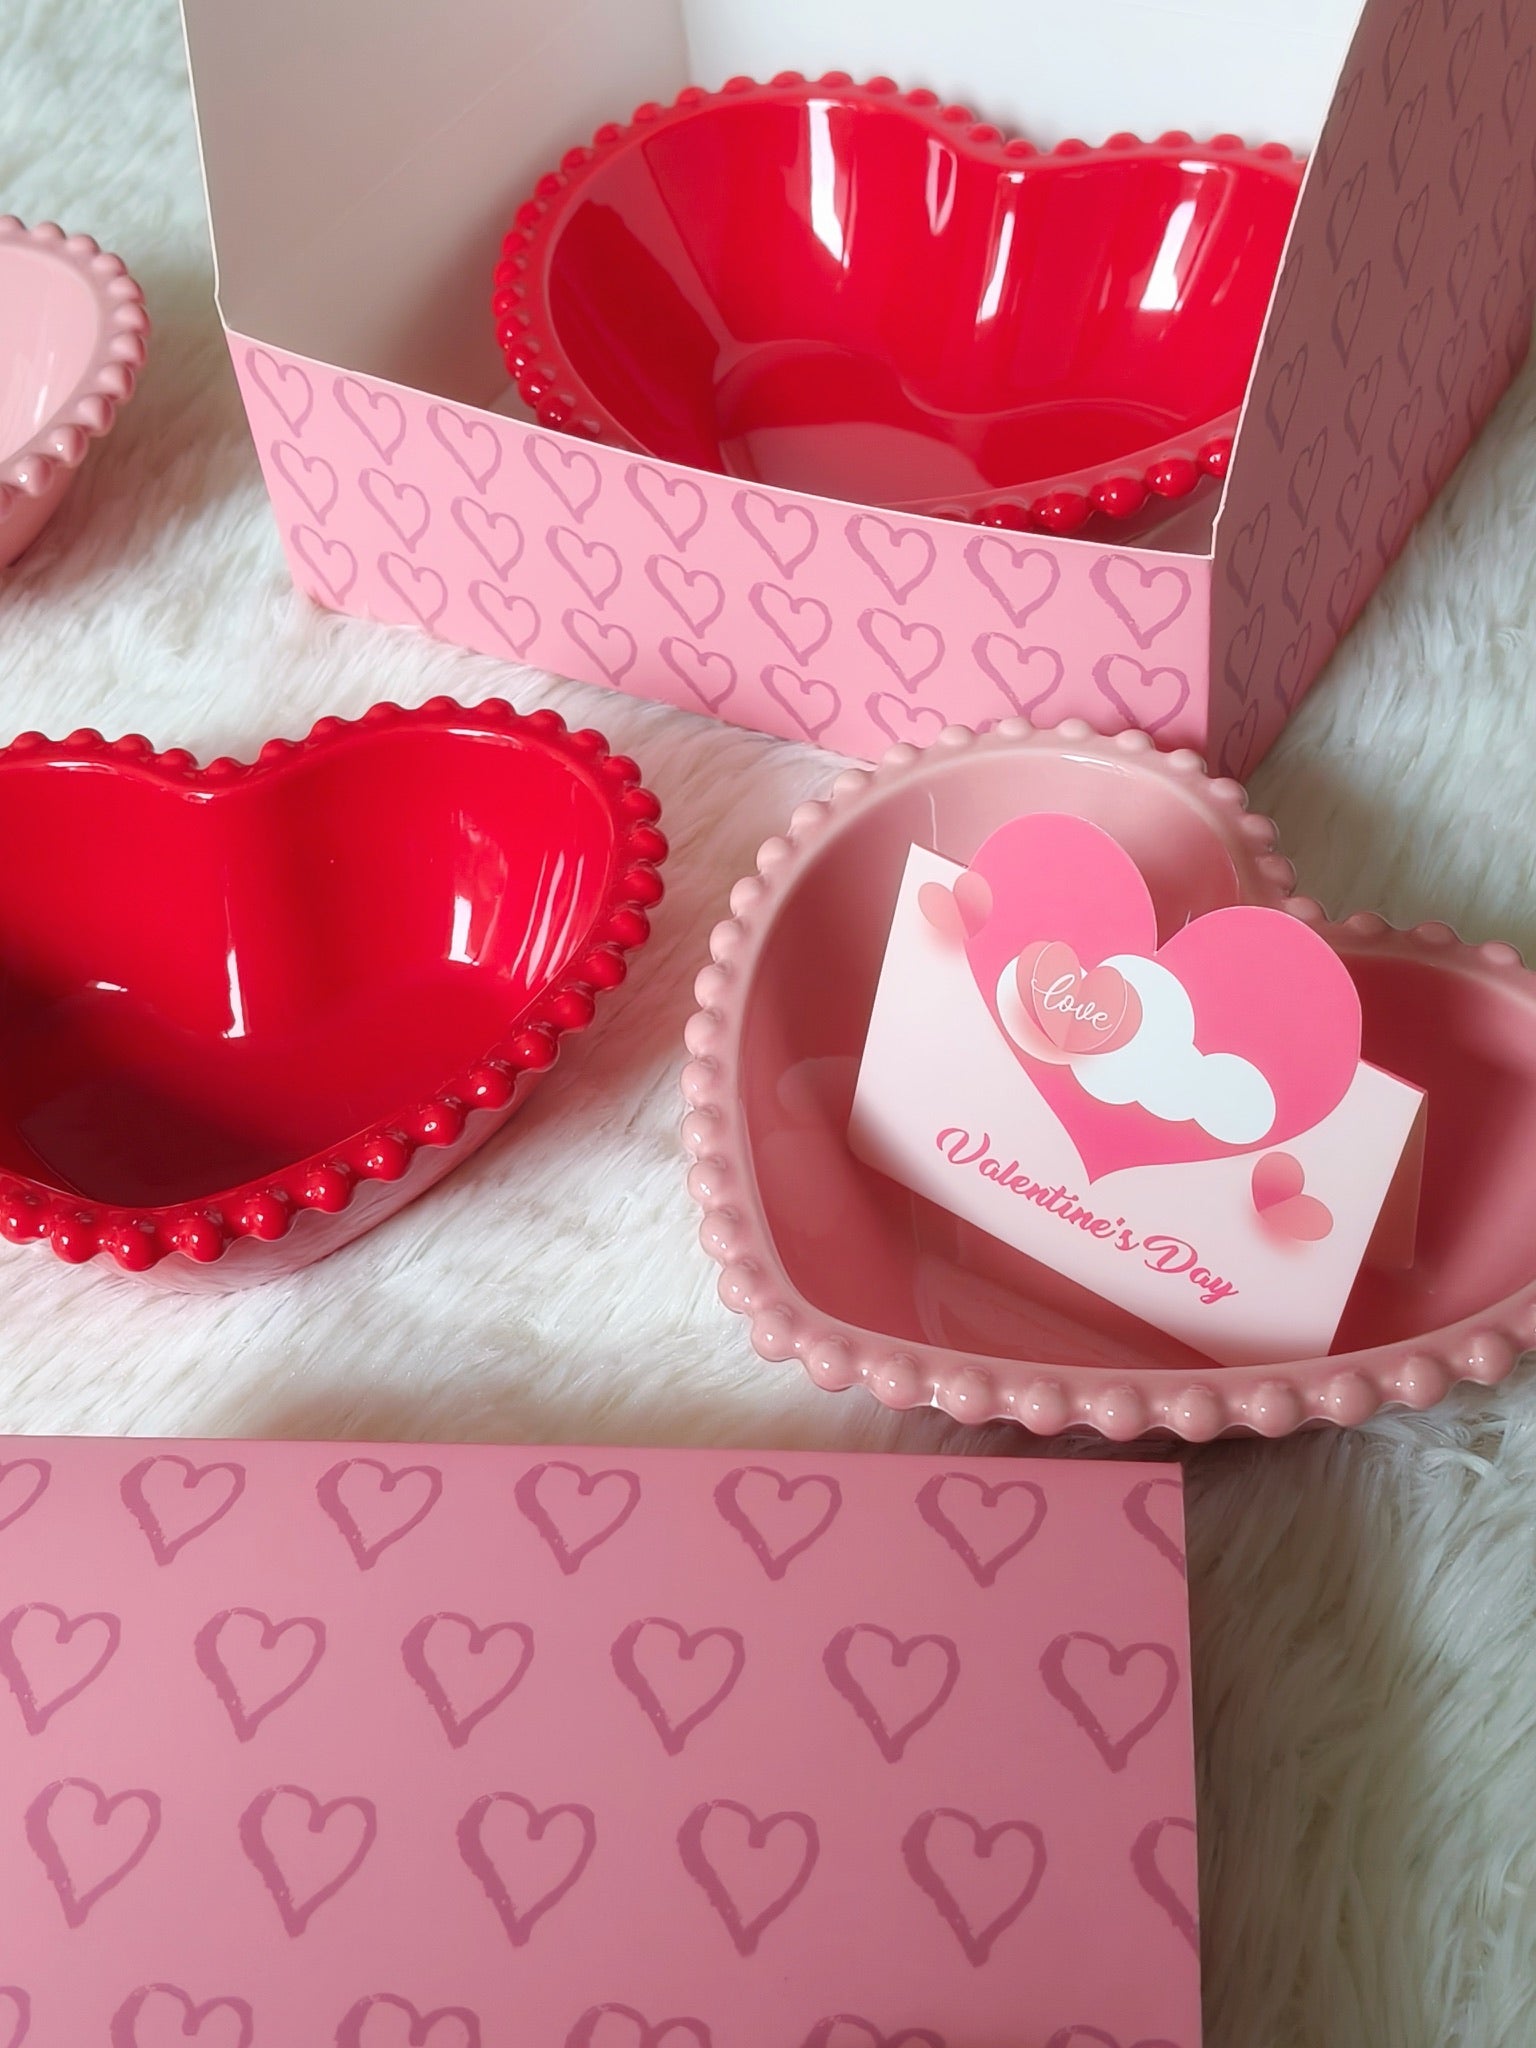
[
  {"x1": 0, "y1": 701, "x2": 665, "y2": 1282},
  {"x1": 497, "y1": 77, "x2": 1303, "y2": 535},
  {"x1": 682, "y1": 724, "x2": 1531, "y2": 1439}
]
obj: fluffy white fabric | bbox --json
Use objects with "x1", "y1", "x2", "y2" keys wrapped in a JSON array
[{"x1": 4, "y1": 3, "x2": 1536, "y2": 2041}]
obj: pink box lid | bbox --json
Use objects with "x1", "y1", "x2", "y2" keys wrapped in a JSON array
[{"x1": 0, "y1": 1437, "x2": 1199, "y2": 2047}]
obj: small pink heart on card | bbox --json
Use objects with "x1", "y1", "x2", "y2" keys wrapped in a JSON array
[
  {"x1": 1251, "y1": 1152, "x2": 1335, "y2": 1240},
  {"x1": 1013, "y1": 940, "x2": 1143, "y2": 1061},
  {"x1": 917, "y1": 869, "x2": 992, "y2": 943}
]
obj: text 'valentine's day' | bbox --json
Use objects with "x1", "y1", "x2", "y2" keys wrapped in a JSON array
[{"x1": 936, "y1": 1125, "x2": 1238, "y2": 1306}]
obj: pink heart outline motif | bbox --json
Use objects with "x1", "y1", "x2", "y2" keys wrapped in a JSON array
[
  {"x1": 457, "y1": 1791, "x2": 597, "y2": 1947},
  {"x1": 452, "y1": 497, "x2": 523, "y2": 579},
  {"x1": 335, "y1": 1991, "x2": 482, "y2": 2048},
  {"x1": 109, "y1": 1984, "x2": 254, "y2": 2048},
  {"x1": 524, "y1": 437, "x2": 602, "y2": 520},
  {"x1": 547, "y1": 525, "x2": 622, "y2": 607},
  {"x1": 335, "y1": 375, "x2": 407, "y2": 461},
  {"x1": 800, "y1": 2022, "x2": 945, "y2": 2048},
  {"x1": 1123, "y1": 1478, "x2": 1186, "y2": 1577},
  {"x1": 900, "y1": 1807, "x2": 1046, "y2": 1967},
  {"x1": 1131, "y1": 1815, "x2": 1199, "y2": 1951},
  {"x1": 822, "y1": 1624, "x2": 960, "y2": 1763},
  {"x1": 713, "y1": 1467, "x2": 842, "y2": 1580},
  {"x1": 0, "y1": 1602, "x2": 121, "y2": 1734},
  {"x1": 973, "y1": 633, "x2": 1064, "y2": 719},
  {"x1": 1092, "y1": 653, "x2": 1191, "y2": 735},
  {"x1": 121, "y1": 1455, "x2": 246, "y2": 1566},
  {"x1": 515, "y1": 1460, "x2": 642, "y2": 1575},
  {"x1": 272, "y1": 441, "x2": 338, "y2": 523},
  {"x1": 1252, "y1": 1151, "x2": 1336, "y2": 1240},
  {"x1": 867, "y1": 693, "x2": 946, "y2": 748},
  {"x1": 677, "y1": 1799, "x2": 820, "y2": 1956},
  {"x1": 626, "y1": 463, "x2": 708, "y2": 549},
  {"x1": 292, "y1": 525, "x2": 359, "y2": 604},
  {"x1": 733, "y1": 491, "x2": 818, "y2": 575},
  {"x1": 647, "y1": 556, "x2": 725, "y2": 635},
  {"x1": 378, "y1": 552, "x2": 447, "y2": 628},
  {"x1": 239, "y1": 1784, "x2": 378, "y2": 1938},
  {"x1": 1039, "y1": 1633, "x2": 1181, "y2": 1772},
  {"x1": 566, "y1": 2003, "x2": 712, "y2": 2048},
  {"x1": 762, "y1": 664, "x2": 841, "y2": 742},
  {"x1": 751, "y1": 582, "x2": 833, "y2": 661},
  {"x1": 959, "y1": 812, "x2": 1364, "y2": 1179},
  {"x1": 469, "y1": 581, "x2": 540, "y2": 658},
  {"x1": 1044, "y1": 2032, "x2": 1182, "y2": 2048},
  {"x1": 858, "y1": 608, "x2": 945, "y2": 689},
  {"x1": 660, "y1": 638, "x2": 738, "y2": 714},
  {"x1": 0, "y1": 1457, "x2": 49, "y2": 1532},
  {"x1": 194, "y1": 1608, "x2": 326, "y2": 1741},
  {"x1": 564, "y1": 609, "x2": 637, "y2": 685},
  {"x1": 26, "y1": 1777, "x2": 162, "y2": 1928},
  {"x1": 963, "y1": 533, "x2": 1060, "y2": 626},
  {"x1": 915, "y1": 1472, "x2": 1047, "y2": 1588},
  {"x1": 317, "y1": 1458, "x2": 443, "y2": 1571},
  {"x1": 244, "y1": 347, "x2": 312, "y2": 434},
  {"x1": 1088, "y1": 558, "x2": 1192, "y2": 650},
  {"x1": 427, "y1": 402, "x2": 501, "y2": 491},
  {"x1": 611, "y1": 1618, "x2": 746, "y2": 1755},
  {"x1": 359, "y1": 469, "x2": 431, "y2": 550},
  {"x1": 846, "y1": 513, "x2": 936, "y2": 603},
  {"x1": 402, "y1": 1613, "x2": 535, "y2": 1749},
  {"x1": 0, "y1": 1989, "x2": 26, "y2": 2048}
]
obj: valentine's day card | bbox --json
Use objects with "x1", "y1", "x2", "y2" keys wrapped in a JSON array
[
  {"x1": 850, "y1": 815, "x2": 1426, "y2": 1369},
  {"x1": 0, "y1": 1435, "x2": 1199, "y2": 2047}
]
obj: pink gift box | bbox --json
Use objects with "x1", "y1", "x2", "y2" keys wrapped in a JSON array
[
  {"x1": 0, "y1": 1435, "x2": 1198, "y2": 2045},
  {"x1": 179, "y1": 0, "x2": 1534, "y2": 777}
]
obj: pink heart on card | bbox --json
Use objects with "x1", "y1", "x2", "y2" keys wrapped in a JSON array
[
  {"x1": 958, "y1": 814, "x2": 1361, "y2": 1179},
  {"x1": 1012, "y1": 941, "x2": 1143, "y2": 1061},
  {"x1": 1251, "y1": 1152, "x2": 1335, "y2": 1240}
]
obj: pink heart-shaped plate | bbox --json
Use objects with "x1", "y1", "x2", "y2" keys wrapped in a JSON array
[
  {"x1": 497, "y1": 76, "x2": 1302, "y2": 536},
  {"x1": 0, "y1": 700, "x2": 665, "y2": 1283},
  {"x1": 682, "y1": 723, "x2": 1534, "y2": 1440}
]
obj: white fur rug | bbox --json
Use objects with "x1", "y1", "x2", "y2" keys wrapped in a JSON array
[{"x1": 5, "y1": 3, "x2": 1536, "y2": 2042}]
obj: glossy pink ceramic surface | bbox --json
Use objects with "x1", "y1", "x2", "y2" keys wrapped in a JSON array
[
  {"x1": 497, "y1": 77, "x2": 1303, "y2": 536},
  {"x1": 0, "y1": 1433, "x2": 1199, "y2": 2043},
  {"x1": 0, "y1": 701, "x2": 664, "y2": 1282},
  {"x1": 0, "y1": 219, "x2": 148, "y2": 567},
  {"x1": 681, "y1": 723, "x2": 1532, "y2": 1439}
]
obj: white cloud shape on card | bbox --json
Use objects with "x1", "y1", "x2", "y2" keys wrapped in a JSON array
[{"x1": 1067, "y1": 954, "x2": 1276, "y2": 1143}]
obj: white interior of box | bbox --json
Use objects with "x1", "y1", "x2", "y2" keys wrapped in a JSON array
[{"x1": 184, "y1": 0, "x2": 1360, "y2": 415}]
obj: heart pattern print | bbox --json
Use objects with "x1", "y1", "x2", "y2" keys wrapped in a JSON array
[
  {"x1": 0, "y1": 1438, "x2": 1196, "y2": 2043},
  {"x1": 1212, "y1": 0, "x2": 1536, "y2": 775},
  {"x1": 232, "y1": 358, "x2": 1213, "y2": 764}
]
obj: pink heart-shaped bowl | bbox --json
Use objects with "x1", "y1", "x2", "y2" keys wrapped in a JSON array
[
  {"x1": 0, "y1": 700, "x2": 665, "y2": 1285},
  {"x1": 497, "y1": 76, "x2": 1303, "y2": 536},
  {"x1": 681, "y1": 724, "x2": 1533, "y2": 1440},
  {"x1": 0, "y1": 218, "x2": 149, "y2": 567}
]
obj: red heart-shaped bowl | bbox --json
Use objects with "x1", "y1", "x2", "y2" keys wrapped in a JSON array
[
  {"x1": 681, "y1": 724, "x2": 1532, "y2": 1440},
  {"x1": 497, "y1": 76, "x2": 1303, "y2": 536},
  {"x1": 0, "y1": 700, "x2": 665, "y2": 1285},
  {"x1": 0, "y1": 218, "x2": 149, "y2": 567}
]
